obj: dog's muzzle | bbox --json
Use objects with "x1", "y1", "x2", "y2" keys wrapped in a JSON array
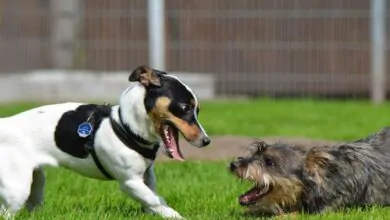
[{"x1": 189, "y1": 126, "x2": 210, "y2": 148}]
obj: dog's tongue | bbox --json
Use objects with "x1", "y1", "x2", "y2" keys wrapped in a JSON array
[
  {"x1": 168, "y1": 127, "x2": 185, "y2": 161},
  {"x1": 239, "y1": 187, "x2": 260, "y2": 205}
]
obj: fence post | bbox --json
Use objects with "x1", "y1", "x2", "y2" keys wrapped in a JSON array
[
  {"x1": 147, "y1": 0, "x2": 166, "y2": 70},
  {"x1": 50, "y1": 0, "x2": 80, "y2": 69},
  {"x1": 370, "y1": 0, "x2": 387, "y2": 104}
]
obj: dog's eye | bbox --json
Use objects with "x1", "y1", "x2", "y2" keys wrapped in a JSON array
[
  {"x1": 264, "y1": 158, "x2": 274, "y2": 167},
  {"x1": 180, "y1": 104, "x2": 191, "y2": 112}
]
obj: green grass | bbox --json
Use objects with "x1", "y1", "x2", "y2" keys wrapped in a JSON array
[
  {"x1": 2, "y1": 99, "x2": 390, "y2": 219},
  {"x1": 197, "y1": 98, "x2": 390, "y2": 141},
  {"x1": 14, "y1": 163, "x2": 390, "y2": 220}
]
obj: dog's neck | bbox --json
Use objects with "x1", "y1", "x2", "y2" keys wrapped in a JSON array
[{"x1": 117, "y1": 83, "x2": 160, "y2": 145}]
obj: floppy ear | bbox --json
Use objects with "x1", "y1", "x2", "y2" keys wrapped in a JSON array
[
  {"x1": 303, "y1": 147, "x2": 334, "y2": 185},
  {"x1": 129, "y1": 65, "x2": 162, "y2": 87},
  {"x1": 249, "y1": 139, "x2": 269, "y2": 153}
]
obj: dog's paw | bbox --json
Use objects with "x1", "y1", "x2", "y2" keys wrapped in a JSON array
[{"x1": 150, "y1": 206, "x2": 184, "y2": 219}]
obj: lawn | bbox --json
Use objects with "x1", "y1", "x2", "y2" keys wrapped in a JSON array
[
  {"x1": 16, "y1": 163, "x2": 390, "y2": 220},
  {"x1": 198, "y1": 98, "x2": 390, "y2": 141},
  {"x1": 2, "y1": 99, "x2": 390, "y2": 220}
]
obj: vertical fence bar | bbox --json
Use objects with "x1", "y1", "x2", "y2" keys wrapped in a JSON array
[
  {"x1": 50, "y1": 0, "x2": 80, "y2": 69},
  {"x1": 370, "y1": 0, "x2": 387, "y2": 104},
  {"x1": 147, "y1": 0, "x2": 166, "y2": 70}
]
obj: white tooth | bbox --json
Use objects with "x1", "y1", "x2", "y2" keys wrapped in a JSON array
[
  {"x1": 259, "y1": 183, "x2": 269, "y2": 194},
  {"x1": 244, "y1": 169, "x2": 249, "y2": 179}
]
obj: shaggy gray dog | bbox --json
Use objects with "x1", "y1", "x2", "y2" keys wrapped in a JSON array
[{"x1": 230, "y1": 127, "x2": 390, "y2": 216}]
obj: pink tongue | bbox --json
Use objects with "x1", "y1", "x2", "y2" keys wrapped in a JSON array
[
  {"x1": 239, "y1": 187, "x2": 259, "y2": 203},
  {"x1": 168, "y1": 128, "x2": 185, "y2": 161}
]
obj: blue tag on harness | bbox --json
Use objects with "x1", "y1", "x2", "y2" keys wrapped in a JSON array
[{"x1": 77, "y1": 122, "x2": 93, "y2": 138}]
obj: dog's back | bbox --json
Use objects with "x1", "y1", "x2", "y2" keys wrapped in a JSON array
[
  {"x1": 0, "y1": 102, "x2": 84, "y2": 164},
  {"x1": 355, "y1": 127, "x2": 390, "y2": 148},
  {"x1": 302, "y1": 128, "x2": 390, "y2": 212}
]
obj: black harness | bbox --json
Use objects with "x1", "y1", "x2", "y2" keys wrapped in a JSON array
[
  {"x1": 110, "y1": 107, "x2": 160, "y2": 160},
  {"x1": 86, "y1": 106, "x2": 159, "y2": 180}
]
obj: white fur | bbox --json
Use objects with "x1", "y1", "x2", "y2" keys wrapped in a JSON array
[
  {"x1": 0, "y1": 80, "x2": 210, "y2": 219},
  {"x1": 164, "y1": 74, "x2": 209, "y2": 146}
]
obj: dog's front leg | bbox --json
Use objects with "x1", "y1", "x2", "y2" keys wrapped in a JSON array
[
  {"x1": 142, "y1": 164, "x2": 168, "y2": 214},
  {"x1": 144, "y1": 164, "x2": 157, "y2": 191},
  {"x1": 120, "y1": 178, "x2": 183, "y2": 219},
  {"x1": 144, "y1": 164, "x2": 167, "y2": 204}
]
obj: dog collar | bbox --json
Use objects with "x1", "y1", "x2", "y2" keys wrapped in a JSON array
[
  {"x1": 117, "y1": 107, "x2": 154, "y2": 146},
  {"x1": 110, "y1": 108, "x2": 159, "y2": 160}
]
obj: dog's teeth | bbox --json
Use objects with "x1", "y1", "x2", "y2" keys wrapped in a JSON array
[{"x1": 258, "y1": 185, "x2": 268, "y2": 195}]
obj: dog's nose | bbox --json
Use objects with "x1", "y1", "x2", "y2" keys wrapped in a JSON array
[
  {"x1": 230, "y1": 157, "x2": 244, "y2": 171},
  {"x1": 202, "y1": 136, "x2": 211, "y2": 146},
  {"x1": 229, "y1": 161, "x2": 237, "y2": 171}
]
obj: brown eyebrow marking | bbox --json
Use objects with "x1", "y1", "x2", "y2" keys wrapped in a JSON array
[{"x1": 147, "y1": 96, "x2": 202, "y2": 142}]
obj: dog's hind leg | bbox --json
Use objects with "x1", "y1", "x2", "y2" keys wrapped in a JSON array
[
  {"x1": 25, "y1": 167, "x2": 45, "y2": 211},
  {"x1": 120, "y1": 178, "x2": 183, "y2": 219},
  {"x1": 0, "y1": 167, "x2": 33, "y2": 219}
]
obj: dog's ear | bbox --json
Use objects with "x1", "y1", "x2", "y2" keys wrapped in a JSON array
[
  {"x1": 129, "y1": 65, "x2": 163, "y2": 87},
  {"x1": 303, "y1": 147, "x2": 335, "y2": 185},
  {"x1": 248, "y1": 139, "x2": 269, "y2": 155}
]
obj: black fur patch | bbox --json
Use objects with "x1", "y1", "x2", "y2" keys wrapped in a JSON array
[
  {"x1": 144, "y1": 75, "x2": 198, "y2": 125},
  {"x1": 54, "y1": 104, "x2": 112, "y2": 158}
]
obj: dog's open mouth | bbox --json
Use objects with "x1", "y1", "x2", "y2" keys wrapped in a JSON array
[
  {"x1": 239, "y1": 184, "x2": 273, "y2": 206},
  {"x1": 160, "y1": 122, "x2": 185, "y2": 161}
]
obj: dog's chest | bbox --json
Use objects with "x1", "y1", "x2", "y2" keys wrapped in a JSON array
[{"x1": 54, "y1": 104, "x2": 111, "y2": 158}]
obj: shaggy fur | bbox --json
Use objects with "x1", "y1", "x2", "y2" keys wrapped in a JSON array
[{"x1": 230, "y1": 127, "x2": 390, "y2": 216}]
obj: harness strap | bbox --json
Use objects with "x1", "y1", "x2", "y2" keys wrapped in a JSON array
[
  {"x1": 89, "y1": 145, "x2": 114, "y2": 179},
  {"x1": 84, "y1": 105, "x2": 115, "y2": 180},
  {"x1": 110, "y1": 108, "x2": 159, "y2": 160},
  {"x1": 84, "y1": 105, "x2": 159, "y2": 180},
  {"x1": 117, "y1": 107, "x2": 154, "y2": 146}
]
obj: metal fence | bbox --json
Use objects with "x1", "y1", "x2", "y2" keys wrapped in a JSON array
[{"x1": 0, "y1": 0, "x2": 388, "y2": 100}]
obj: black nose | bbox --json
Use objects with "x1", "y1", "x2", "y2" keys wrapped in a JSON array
[
  {"x1": 230, "y1": 161, "x2": 237, "y2": 171},
  {"x1": 202, "y1": 136, "x2": 211, "y2": 146},
  {"x1": 230, "y1": 157, "x2": 244, "y2": 171}
]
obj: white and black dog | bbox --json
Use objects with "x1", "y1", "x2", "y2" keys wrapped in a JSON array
[{"x1": 0, "y1": 65, "x2": 210, "y2": 219}]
